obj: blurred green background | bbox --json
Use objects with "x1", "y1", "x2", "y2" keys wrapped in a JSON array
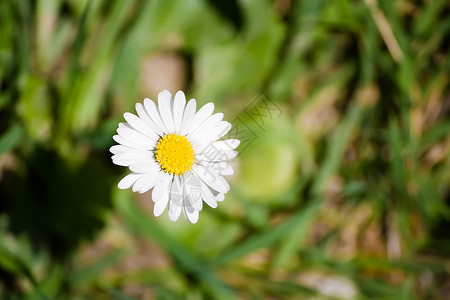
[{"x1": 1, "y1": 0, "x2": 449, "y2": 299}]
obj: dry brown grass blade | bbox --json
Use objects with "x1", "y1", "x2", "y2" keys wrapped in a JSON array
[{"x1": 364, "y1": 0, "x2": 404, "y2": 63}]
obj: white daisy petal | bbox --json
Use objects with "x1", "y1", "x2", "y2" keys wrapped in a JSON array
[
  {"x1": 110, "y1": 145, "x2": 135, "y2": 155},
  {"x1": 124, "y1": 112, "x2": 158, "y2": 140},
  {"x1": 112, "y1": 159, "x2": 138, "y2": 167},
  {"x1": 135, "y1": 103, "x2": 165, "y2": 137},
  {"x1": 119, "y1": 122, "x2": 147, "y2": 132},
  {"x1": 216, "y1": 193, "x2": 225, "y2": 202},
  {"x1": 129, "y1": 161, "x2": 159, "y2": 173},
  {"x1": 169, "y1": 202, "x2": 181, "y2": 222},
  {"x1": 132, "y1": 171, "x2": 162, "y2": 193},
  {"x1": 158, "y1": 90, "x2": 176, "y2": 133},
  {"x1": 116, "y1": 127, "x2": 157, "y2": 149},
  {"x1": 173, "y1": 91, "x2": 186, "y2": 133},
  {"x1": 113, "y1": 135, "x2": 152, "y2": 150},
  {"x1": 205, "y1": 182, "x2": 225, "y2": 202},
  {"x1": 131, "y1": 172, "x2": 151, "y2": 193},
  {"x1": 180, "y1": 99, "x2": 197, "y2": 135},
  {"x1": 152, "y1": 173, "x2": 172, "y2": 202},
  {"x1": 112, "y1": 155, "x2": 154, "y2": 167},
  {"x1": 183, "y1": 172, "x2": 202, "y2": 211},
  {"x1": 196, "y1": 139, "x2": 240, "y2": 161},
  {"x1": 168, "y1": 202, "x2": 182, "y2": 222},
  {"x1": 211, "y1": 139, "x2": 240, "y2": 150},
  {"x1": 184, "y1": 204, "x2": 199, "y2": 224},
  {"x1": 199, "y1": 181, "x2": 218, "y2": 208},
  {"x1": 112, "y1": 159, "x2": 132, "y2": 167},
  {"x1": 192, "y1": 122, "x2": 232, "y2": 149},
  {"x1": 154, "y1": 194, "x2": 169, "y2": 217},
  {"x1": 196, "y1": 150, "x2": 238, "y2": 162},
  {"x1": 153, "y1": 174, "x2": 172, "y2": 217},
  {"x1": 118, "y1": 173, "x2": 142, "y2": 189},
  {"x1": 192, "y1": 164, "x2": 230, "y2": 194},
  {"x1": 199, "y1": 161, "x2": 234, "y2": 175},
  {"x1": 213, "y1": 121, "x2": 232, "y2": 139},
  {"x1": 169, "y1": 176, "x2": 183, "y2": 210},
  {"x1": 187, "y1": 113, "x2": 223, "y2": 139},
  {"x1": 138, "y1": 171, "x2": 163, "y2": 194},
  {"x1": 116, "y1": 126, "x2": 158, "y2": 144},
  {"x1": 144, "y1": 98, "x2": 168, "y2": 133},
  {"x1": 111, "y1": 150, "x2": 154, "y2": 166},
  {"x1": 185, "y1": 102, "x2": 214, "y2": 135},
  {"x1": 195, "y1": 195, "x2": 203, "y2": 211},
  {"x1": 111, "y1": 149, "x2": 153, "y2": 160}
]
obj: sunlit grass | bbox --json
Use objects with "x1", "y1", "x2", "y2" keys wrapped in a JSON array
[{"x1": 0, "y1": 0, "x2": 449, "y2": 299}]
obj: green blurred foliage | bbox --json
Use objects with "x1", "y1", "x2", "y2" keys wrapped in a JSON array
[{"x1": 0, "y1": 0, "x2": 449, "y2": 299}]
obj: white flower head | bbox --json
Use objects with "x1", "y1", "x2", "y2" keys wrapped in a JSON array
[{"x1": 110, "y1": 90, "x2": 239, "y2": 223}]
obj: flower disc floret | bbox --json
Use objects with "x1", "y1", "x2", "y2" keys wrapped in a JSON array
[{"x1": 155, "y1": 133, "x2": 194, "y2": 175}]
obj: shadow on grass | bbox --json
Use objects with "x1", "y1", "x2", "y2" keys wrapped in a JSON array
[{"x1": 0, "y1": 146, "x2": 114, "y2": 260}]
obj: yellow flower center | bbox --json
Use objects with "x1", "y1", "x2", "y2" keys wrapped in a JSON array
[{"x1": 155, "y1": 133, "x2": 195, "y2": 175}]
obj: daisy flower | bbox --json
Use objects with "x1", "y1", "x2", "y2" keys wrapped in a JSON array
[{"x1": 110, "y1": 90, "x2": 239, "y2": 223}]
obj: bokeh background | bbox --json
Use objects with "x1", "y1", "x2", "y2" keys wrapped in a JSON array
[{"x1": 1, "y1": 0, "x2": 449, "y2": 299}]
